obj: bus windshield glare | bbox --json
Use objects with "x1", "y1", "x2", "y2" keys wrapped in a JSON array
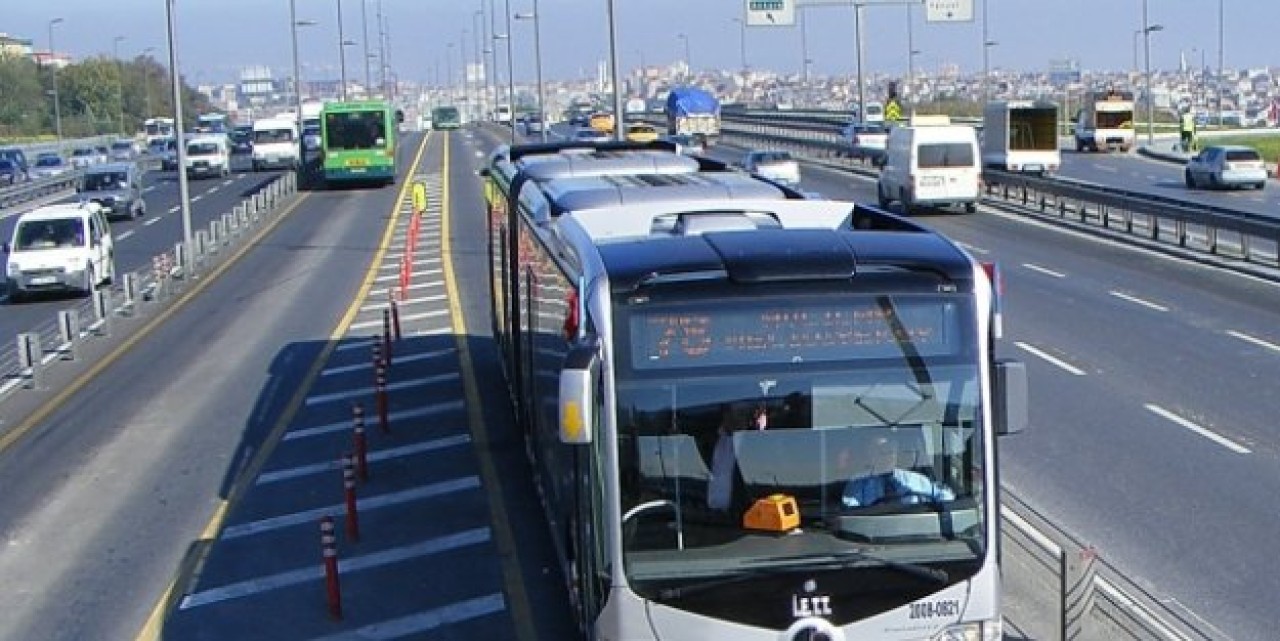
[{"x1": 614, "y1": 293, "x2": 987, "y2": 604}]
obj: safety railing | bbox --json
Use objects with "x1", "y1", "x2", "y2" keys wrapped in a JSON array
[{"x1": 0, "y1": 169, "x2": 85, "y2": 209}]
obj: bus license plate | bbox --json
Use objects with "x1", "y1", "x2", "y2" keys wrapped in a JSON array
[
  {"x1": 30, "y1": 276, "x2": 56, "y2": 286},
  {"x1": 346, "y1": 158, "x2": 368, "y2": 167},
  {"x1": 920, "y1": 176, "x2": 944, "y2": 187}
]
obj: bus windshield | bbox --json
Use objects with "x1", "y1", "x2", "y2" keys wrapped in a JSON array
[
  {"x1": 613, "y1": 292, "x2": 987, "y2": 604},
  {"x1": 324, "y1": 110, "x2": 388, "y2": 150}
]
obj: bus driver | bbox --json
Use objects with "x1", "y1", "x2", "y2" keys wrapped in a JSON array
[{"x1": 841, "y1": 434, "x2": 954, "y2": 508}]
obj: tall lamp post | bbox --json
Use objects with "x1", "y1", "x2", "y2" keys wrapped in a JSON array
[
  {"x1": 1141, "y1": 0, "x2": 1163, "y2": 145},
  {"x1": 501, "y1": 0, "x2": 517, "y2": 143},
  {"x1": 515, "y1": 3, "x2": 546, "y2": 142},
  {"x1": 336, "y1": 0, "x2": 349, "y2": 99},
  {"x1": 1215, "y1": 0, "x2": 1223, "y2": 127},
  {"x1": 164, "y1": 0, "x2": 193, "y2": 279},
  {"x1": 799, "y1": 7, "x2": 811, "y2": 86},
  {"x1": 113, "y1": 35, "x2": 127, "y2": 134},
  {"x1": 982, "y1": 39, "x2": 997, "y2": 102},
  {"x1": 731, "y1": 17, "x2": 747, "y2": 71},
  {"x1": 290, "y1": 0, "x2": 316, "y2": 157},
  {"x1": 48, "y1": 18, "x2": 64, "y2": 144},
  {"x1": 361, "y1": 0, "x2": 372, "y2": 94}
]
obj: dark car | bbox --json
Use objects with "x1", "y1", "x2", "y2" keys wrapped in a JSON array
[
  {"x1": 0, "y1": 158, "x2": 21, "y2": 186},
  {"x1": 0, "y1": 147, "x2": 29, "y2": 182}
]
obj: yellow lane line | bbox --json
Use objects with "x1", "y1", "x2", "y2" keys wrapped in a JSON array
[
  {"x1": 441, "y1": 134, "x2": 537, "y2": 640},
  {"x1": 134, "y1": 133, "x2": 433, "y2": 640}
]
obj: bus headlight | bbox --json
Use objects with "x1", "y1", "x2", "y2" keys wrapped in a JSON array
[{"x1": 931, "y1": 619, "x2": 1002, "y2": 641}]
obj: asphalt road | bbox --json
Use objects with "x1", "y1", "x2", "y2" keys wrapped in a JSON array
[
  {"x1": 713, "y1": 138, "x2": 1276, "y2": 640},
  {"x1": 1, "y1": 125, "x2": 1275, "y2": 640}
]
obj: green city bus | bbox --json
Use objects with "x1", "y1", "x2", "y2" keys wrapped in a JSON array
[
  {"x1": 320, "y1": 100, "x2": 397, "y2": 186},
  {"x1": 432, "y1": 105, "x2": 462, "y2": 130}
]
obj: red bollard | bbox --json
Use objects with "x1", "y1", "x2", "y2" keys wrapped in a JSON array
[
  {"x1": 320, "y1": 516, "x2": 342, "y2": 620},
  {"x1": 382, "y1": 310, "x2": 393, "y2": 364},
  {"x1": 342, "y1": 453, "x2": 360, "y2": 542},
  {"x1": 376, "y1": 362, "x2": 390, "y2": 434},
  {"x1": 389, "y1": 292, "x2": 402, "y2": 341},
  {"x1": 352, "y1": 403, "x2": 368, "y2": 482}
]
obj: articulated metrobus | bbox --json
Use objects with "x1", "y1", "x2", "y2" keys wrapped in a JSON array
[
  {"x1": 432, "y1": 105, "x2": 462, "y2": 130},
  {"x1": 319, "y1": 100, "x2": 397, "y2": 186},
  {"x1": 483, "y1": 141, "x2": 1028, "y2": 640}
]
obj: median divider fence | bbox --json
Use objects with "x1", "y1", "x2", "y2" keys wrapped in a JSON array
[{"x1": 0, "y1": 170, "x2": 298, "y2": 406}]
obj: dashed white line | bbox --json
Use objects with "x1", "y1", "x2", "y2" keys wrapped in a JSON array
[
  {"x1": 1014, "y1": 341, "x2": 1086, "y2": 376},
  {"x1": 955, "y1": 242, "x2": 990, "y2": 255},
  {"x1": 191, "y1": 195, "x2": 203, "y2": 202},
  {"x1": 168, "y1": 206, "x2": 180, "y2": 214},
  {"x1": 178, "y1": 527, "x2": 491, "y2": 609},
  {"x1": 309, "y1": 593, "x2": 506, "y2": 641},
  {"x1": 1022, "y1": 263, "x2": 1066, "y2": 278},
  {"x1": 1145, "y1": 404, "x2": 1250, "y2": 454},
  {"x1": 256, "y1": 433, "x2": 471, "y2": 484},
  {"x1": 117, "y1": 230, "x2": 135, "y2": 241},
  {"x1": 144, "y1": 218, "x2": 161, "y2": 226},
  {"x1": 1226, "y1": 330, "x2": 1280, "y2": 354},
  {"x1": 1109, "y1": 291, "x2": 1168, "y2": 312},
  {"x1": 304, "y1": 372, "x2": 460, "y2": 406}
]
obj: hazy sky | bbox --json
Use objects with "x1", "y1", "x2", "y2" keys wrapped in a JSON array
[{"x1": 4, "y1": 1, "x2": 1276, "y2": 85}]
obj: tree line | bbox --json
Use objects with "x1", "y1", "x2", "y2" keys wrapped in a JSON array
[{"x1": 0, "y1": 52, "x2": 215, "y2": 141}]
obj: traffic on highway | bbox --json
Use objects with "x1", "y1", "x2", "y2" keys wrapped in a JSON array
[{"x1": 4, "y1": 2, "x2": 1280, "y2": 640}]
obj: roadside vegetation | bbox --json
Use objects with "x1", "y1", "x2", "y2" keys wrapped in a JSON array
[{"x1": 0, "y1": 52, "x2": 213, "y2": 143}]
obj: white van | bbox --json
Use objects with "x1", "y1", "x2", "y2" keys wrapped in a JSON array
[
  {"x1": 876, "y1": 115, "x2": 982, "y2": 214},
  {"x1": 4, "y1": 202, "x2": 115, "y2": 302},
  {"x1": 186, "y1": 134, "x2": 231, "y2": 179},
  {"x1": 251, "y1": 118, "x2": 300, "y2": 171}
]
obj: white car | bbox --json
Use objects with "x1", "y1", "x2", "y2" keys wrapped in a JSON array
[
  {"x1": 741, "y1": 150, "x2": 801, "y2": 187},
  {"x1": 4, "y1": 201, "x2": 115, "y2": 302}
]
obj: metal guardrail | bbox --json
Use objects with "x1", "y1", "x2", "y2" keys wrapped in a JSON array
[
  {"x1": 708, "y1": 124, "x2": 1242, "y2": 640},
  {"x1": 0, "y1": 171, "x2": 299, "y2": 404},
  {"x1": 0, "y1": 169, "x2": 85, "y2": 210}
]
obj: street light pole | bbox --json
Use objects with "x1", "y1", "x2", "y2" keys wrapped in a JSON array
[
  {"x1": 290, "y1": 0, "x2": 314, "y2": 158},
  {"x1": 164, "y1": 0, "x2": 193, "y2": 277},
  {"x1": 606, "y1": 0, "x2": 624, "y2": 140},
  {"x1": 515, "y1": 2, "x2": 546, "y2": 142},
  {"x1": 905, "y1": 3, "x2": 914, "y2": 100},
  {"x1": 731, "y1": 17, "x2": 747, "y2": 71},
  {"x1": 113, "y1": 35, "x2": 127, "y2": 134},
  {"x1": 677, "y1": 34, "x2": 691, "y2": 80},
  {"x1": 1141, "y1": 0, "x2": 1160, "y2": 145},
  {"x1": 854, "y1": 4, "x2": 866, "y2": 121},
  {"x1": 48, "y1": 18, "x2": 64, "y2": 144},
  {"x1": 1216, "y1": 0, "x2": 1223, "y2": 126},
  {"x1": 503, "y1": 0, "x2": 518, "y2": 144},
  {"x1": 336, "y1": 0, "x2": 348, "y2": 100},
  {"x1": 361, "y1": 0, "x2": 371, "y2": 94},
  {"x1": 980, "y1": 0, "x2": 989, "y2": 104},
  {"x1": 799, "y1": 8, "x2": 810, "y2": 86}
]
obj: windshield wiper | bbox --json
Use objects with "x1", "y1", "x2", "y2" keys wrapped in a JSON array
[
  {"x1": 756, "y1": 548, "x2": 949, "y2": 584},
  {"x1": 655, "y1": 548, "x2": 946, "y2": 601}
]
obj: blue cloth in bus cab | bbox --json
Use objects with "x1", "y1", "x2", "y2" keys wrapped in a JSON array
[{"x1": 842, "y1": 469, "x2": 954, "y2": 508}]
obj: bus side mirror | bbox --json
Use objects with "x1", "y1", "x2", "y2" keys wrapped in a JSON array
[
  {"x1": 993, "y1": 359, "x2": 1028, "y2": 435},
  {"x1": 558, "y1": 342, "x2": 599, "y2": 445}
]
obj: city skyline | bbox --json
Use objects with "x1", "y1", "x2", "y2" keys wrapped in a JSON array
[{"x1": 4, "y1": 0, "x2": 1277, "y2": 87}]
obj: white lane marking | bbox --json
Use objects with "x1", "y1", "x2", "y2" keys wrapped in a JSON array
[
  {"x1": 284, "y1": 401, "x2": 465, "y2": 441},
  {"x1": 375, "y1": 267, "x2": 443, "y2": 283},
  {"x1": 321, "y1": 347, "x2": 457, "y2": 376},
  {"x1": 350, "y1": 309, "x2": 450, "y2": 330},
  {"x1": 955, "y1": 241, "x2": 989, "y2": 255},
  {"x1": 1109, "y1": 291, "x2": 1169, "y2": 312},
  {"x1": 117, "y1": 230, "x2": 135, "y2": 241},
  {"x1": 335, "y1": 338, "x2": 376, "y2": 352},
  {"x1": 1093, "y1": 165, "x2": 1118, "y2": 172},
  {"x1": 1014, "y1": 341, "x2": 1087, "y2": 376},
  {"x1": 309, "y1": 593, "x2": 506, "y2": 641},
  {"x1": 1022, "y1": 263, "x2": 1066, "y2": 278},
  {"x1": 168, "y1": 206, "x2": 180, "y2": 214},
  {"x1": 1226, "y1": 330, "x2": 1280, "y2": 354},
  {"x1": 222, "y1": 476, "x2": 480, "y2": 539},
  {"x1": 178, "y1": 528, "x2": 491, "y2": 609},
  {"x1": 144, "y1": 218, "x2": 161, "y2": 226},
  {"x1": 1145, "y1": 404, "x2": 1250, "y2": 454},
  {"x1": 191, "y1": 194, "x2": 203, "y2": 202},
  {"x1": 256, "y1": 433, "x2": 471, "y2": 484},
  {"x1": 303, "y1": 372, "x2": 459, "y2": 406},
  {"x1": 221, "y1": 179, "x2": 234, "y2": 187}
]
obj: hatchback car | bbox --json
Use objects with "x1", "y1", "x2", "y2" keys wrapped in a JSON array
[
  {"x1": 741, "y1": 150, "x2": 802, "y2": 187},
  {"x1": 1184, "y1": 145, "x2": 1268, "y2": 190},
  {"x1": 109, "y1": 139, "x2": 136, "y2": 162},
  {"x1": 79, "y1": 162, "x2": 147, "y2": 220},
  {"x1": 31, "y1": 153, "x2": 70, "y2": 180}
]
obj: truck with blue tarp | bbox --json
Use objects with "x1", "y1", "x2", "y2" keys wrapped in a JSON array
[{"x1": 665, "y1": 87, "x2": 720, "y2": 145}]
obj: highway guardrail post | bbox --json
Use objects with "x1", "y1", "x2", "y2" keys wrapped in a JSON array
[
  {"x1": 57, "y1": 310, "x2": 79, "y2": 361},
  {"x1": 17, "y1": 333, "x2": 43, "y2": 390},
  {"x1": 122, "y1": 273, "x2": 138, "y2": 312},
  {"x1": 173, "y1": 242, "x2": 187, "y2": 281},
  {"x1": 1061, "y1": 546, "x2": 1099, "y2": 640},
  {"x1": 222, "y1": 213, "x2": 235, "y2": 240},
  {"x1": 93, "y1": 289, "x2": 112, "y2": 334},
  {"x1": 208, "y1": 219, "x2": 220, "y2": 254}
]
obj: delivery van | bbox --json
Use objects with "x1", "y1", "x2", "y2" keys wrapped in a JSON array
[{"x1": 876, "y1": 115, "x2": 982, "y2": 214}]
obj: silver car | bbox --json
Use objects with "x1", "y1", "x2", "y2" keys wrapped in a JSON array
[
  {"x1": 1184, "y1": 145, "x2": 1268, "y2": 190},
  {"x1": 741, "y1": 150, "x2": 801, "y2": 187}
]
